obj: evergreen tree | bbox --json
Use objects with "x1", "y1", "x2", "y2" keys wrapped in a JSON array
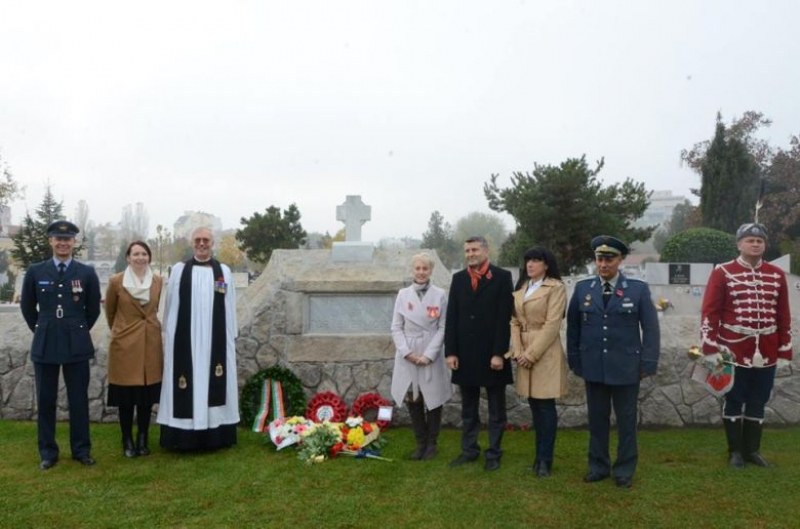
[
  {"x1": 236, "y1": 204, "x2": 307, "y2": 264},
  {"x1": 699, "y1": 119, "x2": 759, "y2": 232},
  {"x1": 485, "y1": 156, "x2": 654, "y2": 273},
  {"x1": 421, "y1": 211, "x2": 460, "y2": 269},
  {"x1": 11, "y1": 186, "x2": 82, "y2": 268}
]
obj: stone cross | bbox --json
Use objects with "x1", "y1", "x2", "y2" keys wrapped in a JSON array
[{"x1": 336, "y1": 195, "x2": 371, "y2": 242}]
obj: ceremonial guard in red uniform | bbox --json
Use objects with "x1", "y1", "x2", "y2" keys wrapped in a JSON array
[{"x1": 700, "y1": 222, "x2": 793, "y2": 468}]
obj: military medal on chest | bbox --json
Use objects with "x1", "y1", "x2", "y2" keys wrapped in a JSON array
[{"x1": 71, "y1": 280, "x2": 83, "y2": 301}]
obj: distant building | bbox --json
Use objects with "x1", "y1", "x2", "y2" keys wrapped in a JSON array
[
  {"x1": 173, "y1": 211, "x2": 223, "y2": 240},
  {"x1": 635, "y1": 190, "x2": 689, "y2": 228}
]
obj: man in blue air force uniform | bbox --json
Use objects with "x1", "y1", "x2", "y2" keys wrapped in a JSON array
[
  {"x1": 566, "y1": 235, "x2": 660, "y2": 488},
  {"x1": 20, "y1": 220, "x2": 101, "y2": 470}
]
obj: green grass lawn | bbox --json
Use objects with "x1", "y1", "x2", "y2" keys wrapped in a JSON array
[{"x1": 1, "y1": 420, "x2": 798, "y2": 528}]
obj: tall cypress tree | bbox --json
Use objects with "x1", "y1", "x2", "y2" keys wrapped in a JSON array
[{"x1": 699, "y1": 117, "x2": 760, "y2": 233}]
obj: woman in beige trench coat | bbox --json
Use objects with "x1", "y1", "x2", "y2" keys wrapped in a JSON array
[
  {"x1": 105, "y1": 241, "x2": 163, "y2": 458},
  {"x1": 508, "y1": 247, "x2": 567, "y2": 477}
]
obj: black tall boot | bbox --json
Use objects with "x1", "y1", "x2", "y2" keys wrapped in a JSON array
[
  {"x1": 136, "y1": 404, "x2": 152, "y2": 456},
  {"x1": 119, "y1": 406, "x2": 137, "y2": 458},
  {"x1": 422, "y1": 406, "x2": 442, "y2": 460},
  {"x1": 743, "y1": 419, "x2": 770, "y2": 467},
  {"x1": 406, "y1": 400, "x2": 428, "y2": 460},
  {"x1": 723, "y1": 417, "x2": 744, "y2": 469}
]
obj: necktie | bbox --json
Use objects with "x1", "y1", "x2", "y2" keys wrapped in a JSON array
[
  {"x1": 58, "y1": 262, "x2": 66, "y2": 277},
  {"x1": 603, "y1": 282, "x2": 612, "y2": 307}
]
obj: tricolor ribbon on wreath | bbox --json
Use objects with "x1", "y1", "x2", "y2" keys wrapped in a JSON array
[
  {"x1": 687, "y1": 345, "x2": 736, "y2": 397},
  {"x1": 252, "y1": 378, "x2": 286, "y2": 432}
]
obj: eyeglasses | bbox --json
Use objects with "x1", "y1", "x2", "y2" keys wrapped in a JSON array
[{"x1": 193, "y1": 238, "x2": 211, "y2": 244}]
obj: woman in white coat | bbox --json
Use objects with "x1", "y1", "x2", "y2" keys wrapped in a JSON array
[{"x1": 391, "y1": 253, "x2": 452, "y2": 460}]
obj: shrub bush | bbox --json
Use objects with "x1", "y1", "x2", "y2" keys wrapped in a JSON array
[{"x1": 660, "y1": 227, "x2": 737, "y2": 263}]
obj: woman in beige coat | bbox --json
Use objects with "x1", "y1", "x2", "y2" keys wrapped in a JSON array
[
  {"x1": 105, "y1": 241, "x2": 163, "y2": 458},
  {"x1": 509, "y1": 247, "x2": 567, "y2": 477}
]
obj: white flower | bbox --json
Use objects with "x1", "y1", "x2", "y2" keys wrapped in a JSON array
[{"x1": 345, "y1": 416, "x2": 363, "y2": 428}]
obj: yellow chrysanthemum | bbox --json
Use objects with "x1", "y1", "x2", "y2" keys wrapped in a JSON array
[{"x1": 346, "y1": 427, "x2": 365, "y2": 448}]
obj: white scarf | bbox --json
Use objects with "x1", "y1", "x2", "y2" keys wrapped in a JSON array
[{"x1": 122, "y1": 265, "x2": 153, "y2": 305}]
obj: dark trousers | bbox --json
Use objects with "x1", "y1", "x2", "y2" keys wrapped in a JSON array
[
  {"x1": 34, "y1": 361, "x2": 92, "y2": 461},
  {"x1": 723, "y1": 366, "x2": 776, "y2": 421},
  {"x1": 528, "y1": 398, "x2": 557, "y2": 464},
  {"x1": 459, "y1": 384, "x2": 507, "y2": 461},
  {"x1": 585, "y1": 381, "x2": 639, "y2": 478}
]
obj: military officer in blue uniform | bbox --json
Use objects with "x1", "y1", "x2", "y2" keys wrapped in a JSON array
[
  {"x1": 566, "y1": 235, "x2": 659, "y2": 488},
  {"x1": 20, "y1": 220, "x2": 101, "y2": 470}
]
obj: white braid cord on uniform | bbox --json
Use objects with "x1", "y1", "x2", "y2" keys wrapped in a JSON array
[{"x1": 719, "y1": 262, "x2": 775, "y2": 368}]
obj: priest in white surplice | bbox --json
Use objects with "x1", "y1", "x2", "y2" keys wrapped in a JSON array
[{"x1": 157, "y1": 227, "x2": 239, "y2": 451}]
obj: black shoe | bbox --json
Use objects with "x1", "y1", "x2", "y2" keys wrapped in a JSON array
[
  {"x1": 421, "y1": 445, "x2": 438, "y2": 460},
  {"x1": 408, "y1": 445, "x2": 426, "y2": 461},
  {"x1": 123, "y1": 438, "x2": 137, "y2": 458},
  {"x1": 39, "y1": 458, "x2": 58, "y2": 471},
  {"x1": 536, "y1": 461, "x2": 551, "y2": 478},
  {"x1": 136, "y1": 432, "x2": 151, "y2": 457},
  {"x1": 615, "y1": 476, "x2": 633, "y2": 489},
  {"x1": 484, "y1": 459, "x2": 500, "y2": 471},
  {"x1": 73, "y1": 455, "x2": 96, "y2": 466},
  {"x1": 448, "y1": 454, "x2": 478, "y2": 467},
  {"x1": 583, "y1": 472, "x2": 610, "y2": 483},
  {"x1": 744, "y1": 452, "x2": 770, "y2": 467},
  {"x1": 728, "y1": 451, "x2": 745, "y2": 469}
]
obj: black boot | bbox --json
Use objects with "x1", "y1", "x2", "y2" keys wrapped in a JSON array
[
  {"x1": 136, "y1": 431, "x2": 151, "y2": 457},
  {"x1": 743, "y1": 419, "x2": 770, "y2": 467},
  {"x1": 422, "y1": 407, "x2": 442, "y2": 460},
  {"x1": 406, "y1": 400, "x2": 428, "y2": 460},
  {"x1": 123, "y1": 436, "x2": 137, "y2": 458},
  {"x1": 120, "y1": 406, "x2": 137, "y2": 458},
  {"x1": 136, "y1": 404, "x2": 152, "y2": 456},
  {"x1": 723, "y1": 418, "x2": 744, "y2": 469}
]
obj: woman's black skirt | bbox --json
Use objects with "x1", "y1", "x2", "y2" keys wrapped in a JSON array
[{"x1": 107, "y1": 383, "x2": 162, "y2": 407}]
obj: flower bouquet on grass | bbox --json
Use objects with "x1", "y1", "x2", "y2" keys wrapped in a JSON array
[
  {"x1": 292, "y1": 416, "x2": 390, "y2": 464},
  {"x1": 268, "y1": 416, "x2": 314, "y2": 450},
  {"x1": 335, "y1": 416, "x2": 390, "y2": 461},
  {"x1": 297, "y1": 422, "x2": 342, "y2": 464}
]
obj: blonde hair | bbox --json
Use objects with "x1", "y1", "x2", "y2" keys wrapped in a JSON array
[{"x1": 411, "y1": 252, "x2": 435, "y2": 271}]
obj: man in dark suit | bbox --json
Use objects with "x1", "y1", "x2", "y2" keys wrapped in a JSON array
[
  {"x1": 566, "y1": 235, "x2": 659, "y2": 488},
  {"x1": 445, "y1": 236, "x2": 513, "y2": 471},
  {"x1": 20, "y1": 220, "x2": 101, "y2": 470}
]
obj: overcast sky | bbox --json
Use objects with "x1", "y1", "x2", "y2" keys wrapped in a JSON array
[{"x1": 2, "y1": 0, "x2": 798, "y2": 241}]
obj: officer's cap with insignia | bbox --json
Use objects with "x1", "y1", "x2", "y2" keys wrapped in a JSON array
[
  {"x1": 736, "y1": 222, "x2": 767, "y2": 241},
  {"x1": 46, "y1": 220, "x2": 80, "y2": 238},
  {"x1": 591, "y1": 235, "x2": 629, "y2": 258}
]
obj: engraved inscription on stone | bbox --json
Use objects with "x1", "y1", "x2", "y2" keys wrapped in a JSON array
[{"x1": 307, "y1": 294, "x2": 394, "y2": 334}]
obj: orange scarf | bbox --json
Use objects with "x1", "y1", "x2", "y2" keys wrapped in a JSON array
[{"x1": 467, "y1": 260, "x2": 492, "y2": 291}]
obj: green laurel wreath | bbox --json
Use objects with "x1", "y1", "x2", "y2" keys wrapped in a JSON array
[{"x1": 239, "y1": 365, "x2": 307, "y2": 428}]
